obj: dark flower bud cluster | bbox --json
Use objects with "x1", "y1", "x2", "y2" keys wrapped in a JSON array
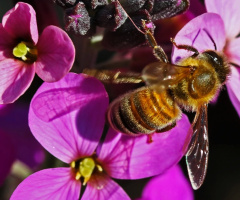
[{"x1": 53, "y1": 0, "x2": 190, "y2": 50}]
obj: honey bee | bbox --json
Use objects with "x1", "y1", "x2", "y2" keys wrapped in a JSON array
[{"x1": 83, "y1": 22, "x2": 230, "y2": 190}]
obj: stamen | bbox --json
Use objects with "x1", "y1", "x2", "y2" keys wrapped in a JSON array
[
  {"x1": 79, "y1": 158, "x2": 95, "y2": 185},
  {"x1": 96, "y1": 164, "x2": 103, "y2": 172},
  {"x1": 12, "y1": 41, "x2": 38, "y2": 62},
  {"x1": 70, "y1": 161, "x2": 76, "y2": 168},
  {"x1": 13, "y1": 42, "x2": 28, "y2": 60},
  {"x1": 70, "y1": 157, "x2": 104, "y2": 185},
  {"x1": 75, "y1": 171, "x2": 81, "y2": 180}
]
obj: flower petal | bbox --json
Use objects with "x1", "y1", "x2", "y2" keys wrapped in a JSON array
[
  {"x1": 10, "y1": 168, "x2": 81, "y2": 200},
  {"x1": 2, "y1": 2, "x2": 38, "y2": 44},
  {"x1": 0, "y1": 130, "x2": 16, "y2": 185},
  {"x1": 29, "y1": 73, "x2": 108, "y2": 163},
  {"x1": 140, "y1": 165, "x2": 193, "y2": 200},
  {"x1": 0, "y1": 24, "x2": 15, "y2": 61},
  {"x1": 0, "y1": 59, "x2": 35, "y2": 104},
  {"x1": 205, "y1": 0, "x2": 240, "y2": 39},
  {"x1": 0, "y1": 103, "x2": 45, "y2": 169},
  {"x1": 225, "y1": 38, "x2": 240, "y2": 66},
  {"x1": 226, "y1": 66, "x2": 240, "y2": 117},
  {"x1": 171, "y1": 13, "x2": 226, "y2": 63},
  {"x1": 98, "y1": 115, "x2": 191, "y2": 179},
  {"x1": 36, "y1": 26, "x2": 75, "y2": 82},
  {"x1": 81, "y1": 175, "x2": 130, "y2": 200}
]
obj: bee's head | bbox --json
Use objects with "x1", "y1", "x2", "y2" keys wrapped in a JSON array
[{"x1": 203, "y1": 50, "x2": 230, "y2": 84}]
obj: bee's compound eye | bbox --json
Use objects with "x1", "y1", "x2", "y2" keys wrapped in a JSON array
[
  {"x1": 203, "y1": 50, "x2": 230, "y2": 84},
  {"x1": 204, "y1": 51, "x2": 223, "y2": 66},
  {"x1": 189, "y1": 71, "x2": 216, "y2": 99}
]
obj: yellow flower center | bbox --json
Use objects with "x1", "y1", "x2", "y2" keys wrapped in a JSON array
[
  {"x1": 71, "y1": 157, "x2": 103, "y2": 185},
  {"x1": 13, "y1": 41, "x2": 38, "y2": 63}
]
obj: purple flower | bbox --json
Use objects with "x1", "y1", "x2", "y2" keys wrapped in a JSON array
[
  {"x1": 138, "y1": 165, "x2": 194, "y2": 200},
  {"x1": 11, "y1": 73, "x2": 190, "y2": 199},
  {"x1": 205, "y1": 0, "x2": 240, "y2": 117},
  {"x1": 171, "y1": 10, "x2": 240, "y2": 116},
  {"x1": 0, "y1": 103, "x2": 45, "y2": 185},
  {"x1": 137, "y1": 165, "x2": 194, "y2": 200},
  {"x1": 0, "y1": 2, "x2": 75, "y2": 104}
]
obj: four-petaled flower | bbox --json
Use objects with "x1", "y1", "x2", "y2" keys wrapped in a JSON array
[
  {"x1": 172, "y1": 0, "x2": 240, "y2": 117},
  {"x1": 11, "y1": 73, "x2": 190, "y2": 199},
  {"x1": 0, "y1": 2, "x2": 75, "y2": 104},
  {"x1": 205, "y1": 0, "x2": 240, "y2": 117}
]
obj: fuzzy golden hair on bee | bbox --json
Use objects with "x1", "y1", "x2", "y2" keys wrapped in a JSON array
[
  {"x1": 168, "y1": 50, "x2": 230, "y2": 112},
  {"x1": 83, "y1": 19, "x2": 232, "y2": 190}
]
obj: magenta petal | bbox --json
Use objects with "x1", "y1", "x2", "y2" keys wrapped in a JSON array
[
  {"x1": 29, "y1": 73, "x2": 108, "y2": 163},
  {"x1": 10, "y1": 168, "x2": 81, "y2": 200},
  {"x1": 205, "y1": 0, "x2": 240, "y2": 39},
  {"x1": 0, "y1": 24, "x2": 14, "y2": 60},
  {"x1": 226, "y1": 67, "x2": 240, "y2": 117},
  {"x1": 0, "y1": 59, "x2": 35, "y2": 104},
  {"x1": 98, "y1": 115, "x2": 190, "y2": 179},
  {"x1": 0, "y1": 131, "x2": 16, "y2": 185},
  {"x1": 81, "y1": 176, "x2": 130, "y2": 200},
  {"x1": 172, "y1": 13, "x2": 226, "y2": 63},
  {"x1": 36, "y1": 26, "x2": 75, "y2": 82},
  {"x1": 2, "y1": 2, "x2": 38, "y2": 44},
  {"x1": 226, "y1": 38, "x2": 240, "y2": 65},
  {"x1": 140, "y1": 165, "x2": 193, "y2": 200}
]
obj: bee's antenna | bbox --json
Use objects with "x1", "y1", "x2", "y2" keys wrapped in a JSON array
[{"x1": 115, "y1": 0, "x2": 146, "y2": 35}]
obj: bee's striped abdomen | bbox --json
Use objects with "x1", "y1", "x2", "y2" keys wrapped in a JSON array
[{"x1": 107, "y1": 88, "x2": 181, "y2": 135}]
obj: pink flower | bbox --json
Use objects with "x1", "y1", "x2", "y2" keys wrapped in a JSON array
[
  {"x1": 205, "y1": 0, "x2": 240, "y2": 117},
  {"x1": 11, "y1": 73, "x2": 190, "y2": 199},
  {"x1": 172, "y1": 0, "x2": 240, "y2": 117},
  {"x1": 0, "y1": 2, "x2": 75, "y2": 104},
  {"x1": 137, "y1": 165, "x2": 194, "y2": 200},
  {"x1": 0, "y1": 103, "x2": 45, "y2": 185}
]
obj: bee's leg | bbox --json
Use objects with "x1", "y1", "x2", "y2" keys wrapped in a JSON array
[
  {"x1": 147, "y1": 134, "x2": 154, "y2": 143},
  {"x1": 170, "y1": 38, "x2": 199, "y2": 57},
  {"x1": 142, "y1": 21, "x2": 169, "y2": 63},
  {"x1": 145, "y1": 30, "x2": 169, "y2": 63},
  {"x1": 83, "y1": 68, "x2": 144, "y2": 84}
]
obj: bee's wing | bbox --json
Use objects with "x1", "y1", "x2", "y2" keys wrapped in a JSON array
[
  {"x1": 186, "y1": 104, "x2": 209, "y2": 190},
  {"x1": 142, "y1": 62, "x2": 192, "y2": 93}
]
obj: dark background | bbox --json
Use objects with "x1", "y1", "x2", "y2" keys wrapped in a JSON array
[{"x1": 1, "y1": 1, "x2": 240, "y2": 200}]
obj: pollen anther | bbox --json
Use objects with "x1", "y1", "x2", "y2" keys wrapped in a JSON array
[{"x1": 13, "y1": 41, "x2": 38, "y2": 62}]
